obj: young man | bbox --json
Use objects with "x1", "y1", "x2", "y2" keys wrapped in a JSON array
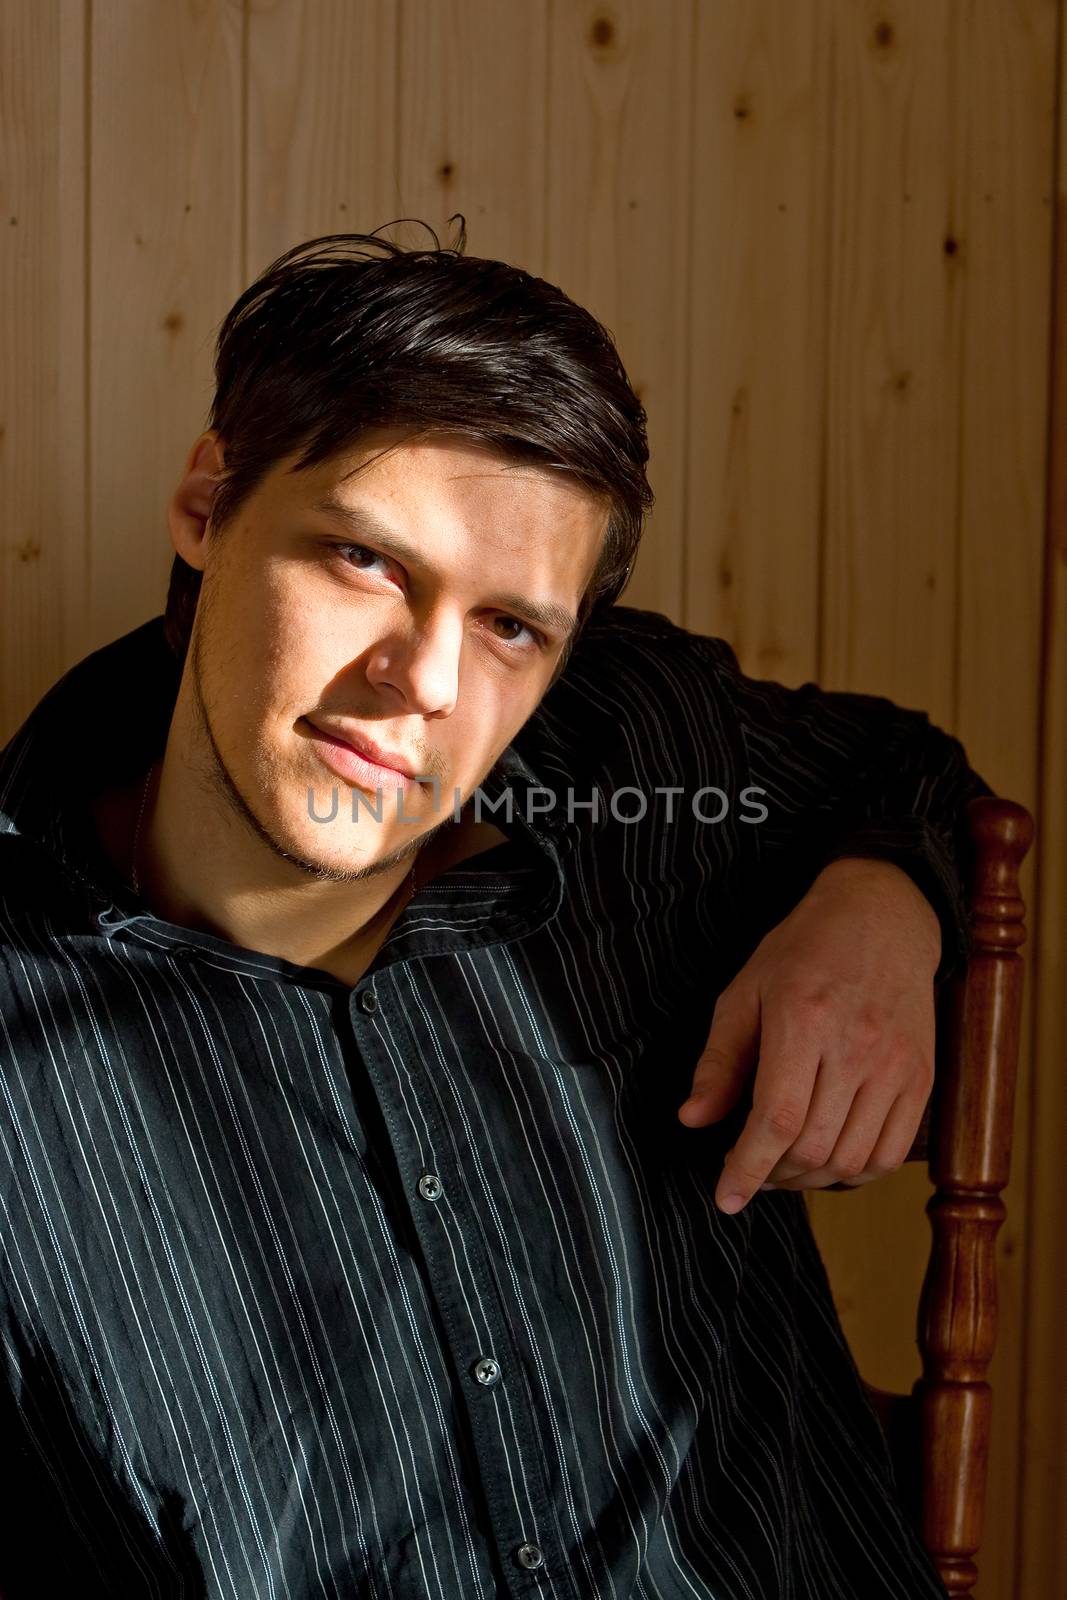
[{"x1": 0, "y1": 226, "x2": 987, "y2": 1598}]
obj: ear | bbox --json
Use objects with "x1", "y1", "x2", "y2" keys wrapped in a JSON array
[{"x1": 167, "y1": 431, "x2": 226, "y2": 572}]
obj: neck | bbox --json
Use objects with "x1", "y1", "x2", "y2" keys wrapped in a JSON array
[{"x1": 93, "y1": 747, "x2": 426, "y2": 980}]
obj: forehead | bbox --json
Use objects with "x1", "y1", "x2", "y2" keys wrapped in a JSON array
[
  {"x1": 282, "y1": 427, "x2": 600, "y2": 507},
  {"x1": 269, "y1": 427, "x2": 610, "y2": 581}
]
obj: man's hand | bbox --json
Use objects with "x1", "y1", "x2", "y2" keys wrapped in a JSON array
[{"x1": 678, "y1": 857, "x2": 942, "y2": 1214}]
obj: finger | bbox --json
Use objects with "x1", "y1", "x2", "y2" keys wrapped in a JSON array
[
  {"x1": 864, "y1": 1084, "x2": 929, "y2": 1172},
  {"x1": 761, "y1": 1083, "x2": 921, "y2": 1191},
  {"x1": 763, "y1": 1168, "x2": 881, "y2": 1191},
  {"x1": 679, "y1": 981, "x2": 759, "y2": 1127},
  {"x1": 714, "y1": 998, "x2": 821, "y2": 1212},
  {"x1": 760, "y1": 1055, "x2": 858, "y2": 1183}
]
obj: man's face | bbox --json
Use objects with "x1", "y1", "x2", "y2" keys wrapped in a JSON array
[{"x1": 179, "y1": 427, "x2": 608, "y2": 881}]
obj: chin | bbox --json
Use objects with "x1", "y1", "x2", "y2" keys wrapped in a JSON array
[{"x1": 292, "y1": 806, "x2": 400, "y2": 865}]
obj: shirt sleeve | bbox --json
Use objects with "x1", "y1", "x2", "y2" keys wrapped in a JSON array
[{"x1": 695, "y1": 635, "x2": 997, "y2": 989}]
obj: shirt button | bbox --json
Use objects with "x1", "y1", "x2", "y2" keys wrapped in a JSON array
[
  {"x1": 472, "y1": 1356, "x2": 501, "y2": 1387},
  {"x1": 417, "y1": 1173, "x2": 443, "y2": 1202},
  {"x1": 514, "y1": 1542, "x2": 545, "y2": 1571},
  {"x1": 358, "y1": 988, "x2": 378, "y2": 1015}
]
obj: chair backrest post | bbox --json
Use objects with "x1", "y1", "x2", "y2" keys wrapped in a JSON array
[{"x1": 915, "y1": 795, "x2": 1034, "y2": 1597}]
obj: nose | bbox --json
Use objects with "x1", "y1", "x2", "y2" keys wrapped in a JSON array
[{"x1": 364, "y1": 604, "x2": 462, "y2": 717}]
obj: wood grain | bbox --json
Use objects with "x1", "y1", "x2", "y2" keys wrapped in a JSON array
[
  {"x1": 247, "y1": 0, "x2": 401, "y2": 275},
  {"x1": 0, "y1": 0, "x2": 87, "y2": 729},
  {"x1": 545, "y1": 0, "x2": 693, "y2": 622},
  {"x1": 87, "y1": 0, "x2": 243, "y2": 652},
  {"x1": 684, "y1": 0, "x2": 831, "y2": 674},
  {"x1": 1021, "y1": 0, "x2": 1067, "y2": 1589}
]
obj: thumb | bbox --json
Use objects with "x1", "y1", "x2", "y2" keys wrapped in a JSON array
[{"x1": 678, "y1": 981, "x2": 760, "y2": 1127}]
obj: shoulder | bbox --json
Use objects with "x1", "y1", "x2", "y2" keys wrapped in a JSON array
[
  {"x1": 550, "y1": 604, "x2": 742, "y2": 716},
  {"x1": 570, "y1": 604, "x2": 739, "y2": 670},
  {"x1": 517, "y1": 606, "x2": 745, "y2": 790},
  {"x1": 0, "y1": 839, "x2": 90, "y2": 996}
]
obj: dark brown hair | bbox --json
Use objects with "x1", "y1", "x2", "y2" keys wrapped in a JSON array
[{"x1": 164, "y1": 217, "x2": 654, "y2": 669}]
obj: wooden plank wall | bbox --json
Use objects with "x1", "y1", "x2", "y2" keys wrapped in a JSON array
[{"x1": 1, "y1": 2, "x2": 1062, "y2": 1593}]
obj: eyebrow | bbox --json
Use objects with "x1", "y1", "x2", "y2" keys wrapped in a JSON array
[{"x1": 309, "y1": 493, "x2": 580, "y2": 643}]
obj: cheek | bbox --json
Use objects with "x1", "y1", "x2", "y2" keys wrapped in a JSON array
[
  {"x1": 249, "y1": 575, "x2": 335, "y2": 708},
  {"x1": 201, "y1": 621, "x2": 306, "y2": 762},
  {"x1": 460, "y1": 679, "x2": 544, "y2": 772}
]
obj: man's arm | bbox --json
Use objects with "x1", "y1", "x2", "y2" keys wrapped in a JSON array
[
  {"x1": 677, "y1": 633, "x2": 997, "y2": 1209},
  {"x1": 696, "y1": 636, "x2": 996, "y2": 988}
]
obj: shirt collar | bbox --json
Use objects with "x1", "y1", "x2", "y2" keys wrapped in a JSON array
[{"x1": 0, "y1": 617, "x2": 182, "y2": 912}]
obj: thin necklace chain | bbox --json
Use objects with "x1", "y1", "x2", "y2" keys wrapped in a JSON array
[
  {"x1": 129, "y1": 762, "x2": 420, "y2": 911},
  {"x1": 130, "y1": 762, "x2": 155, "y2": 896}
]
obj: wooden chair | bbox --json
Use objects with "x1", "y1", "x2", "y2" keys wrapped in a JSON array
[{"x1": 853, "y1": 795, "x2": 1034, "y2": 1598}]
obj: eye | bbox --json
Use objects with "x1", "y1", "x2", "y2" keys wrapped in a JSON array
[
  {"x1": 335, "y1": 543, "x2": 394, "y2": 577},
  {"x1": 324, "y1": 542, "x2": 544, "y2": 652},
  {"x1": 487, "y1": 614, "x2": 543, "y2": 650}
]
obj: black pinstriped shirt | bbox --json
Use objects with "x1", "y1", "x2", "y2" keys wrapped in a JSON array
[{"x1": 0, "y1": 606, "x2": 990, "y2": 1599}]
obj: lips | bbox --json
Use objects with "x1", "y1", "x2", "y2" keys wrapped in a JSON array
[
  {"x1": 306, "y1": 720, "x2": 419, "y2": 776},
  {"x1": 301, "y1": 719, "x2": 423, "y2": 793}
]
